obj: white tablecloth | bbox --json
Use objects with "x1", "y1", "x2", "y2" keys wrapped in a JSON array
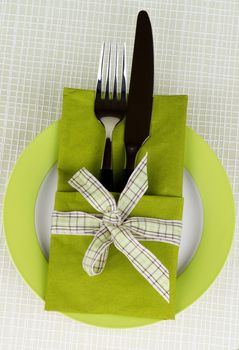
[{"x1": 0, "y1": 1, "x2": 238, "y2": 349}]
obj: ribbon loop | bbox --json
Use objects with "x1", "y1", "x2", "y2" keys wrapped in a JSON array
[
  {"x1": 68, "y1": 167, "x2": 116, "y2": 213},
  {"x1": 82, "y1": 226, "x2": 112, "y2": 275}
]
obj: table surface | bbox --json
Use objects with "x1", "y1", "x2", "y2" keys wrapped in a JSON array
[{"x1": 0, "y1": 1, "x2": 238, "y2": 349}]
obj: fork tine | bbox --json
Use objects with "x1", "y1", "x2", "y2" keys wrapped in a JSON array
[
  {"x1": 121, "y1": 43, "x2": 126, "y2": 102},
  {"x1": 113, "y1": 44, "x2": 118, "y2": 99},
  {"x1": 105, "y1": 44, "x2": 111, "y2": 99},
  {"x1": 96, "y1": 43, "x2": 105, "y2": 98}
]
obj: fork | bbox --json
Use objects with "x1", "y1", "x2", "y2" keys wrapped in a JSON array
[{"x1": 94, "y1": 43, "x2": 127, "y2": 191}]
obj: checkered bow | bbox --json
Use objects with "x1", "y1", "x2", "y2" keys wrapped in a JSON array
[{"x1": 51, "y1": 155, "x2": 182, "y2": 303}]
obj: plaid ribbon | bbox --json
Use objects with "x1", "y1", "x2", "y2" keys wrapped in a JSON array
[{"x1": 51, "y1": 155, "x2": 182, "y2": 303}]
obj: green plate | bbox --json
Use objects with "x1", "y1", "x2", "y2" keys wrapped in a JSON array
[{"x1": 3, "y1": 121, "x2": 235, "y2": 328}]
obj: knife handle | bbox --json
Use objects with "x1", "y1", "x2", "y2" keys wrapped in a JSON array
[
  {"x1": 100, "y1": 137, "x2": 113, "y2": 191},
  {"x1": 121, "y1": 145, "x2": 139, "y2": 189}
]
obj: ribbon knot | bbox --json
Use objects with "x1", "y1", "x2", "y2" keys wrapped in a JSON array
[
  {"x1": 103, "y1": 209, "x2": 123, "y2": 226},
  {"x1": 51, "y1": 154, "x2": 182, "y2": 303}
]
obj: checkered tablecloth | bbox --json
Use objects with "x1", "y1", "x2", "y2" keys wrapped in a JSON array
[{"x1": 0, "y1": 1, "x2": 238, "y2": 349}]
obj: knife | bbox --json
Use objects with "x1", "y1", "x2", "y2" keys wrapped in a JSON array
[{"x1": 122, "y1": 10, "x2": 154, "y2": 186}]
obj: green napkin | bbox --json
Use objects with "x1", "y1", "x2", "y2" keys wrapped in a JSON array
[{"x1": 45, "y1": 88, "x2": 187, "y2": 320}]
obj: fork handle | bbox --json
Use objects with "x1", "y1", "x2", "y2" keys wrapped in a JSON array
[
  {"x1": 100, "y1": 168, "x2": 113, "y2": 191},
  {"x1": 100, "y1": 137, "x2": 113, "y2": 191}
]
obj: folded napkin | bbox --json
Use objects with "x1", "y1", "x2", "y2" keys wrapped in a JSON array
[{"x1": 45, "y1": 88, "x2": 187, "y2": 320}]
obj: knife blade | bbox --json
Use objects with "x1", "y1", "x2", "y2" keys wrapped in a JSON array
[{"x1": 123, "y1": 10, "x2": 154, "y2": 186}]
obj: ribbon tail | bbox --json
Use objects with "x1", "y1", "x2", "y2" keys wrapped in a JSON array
[
  {"x1": 111, "y1": 225, "x2": 170, "y2": 303},
  {"x1": 82, "y1": 226, "x2": 112, "y2": 276}
]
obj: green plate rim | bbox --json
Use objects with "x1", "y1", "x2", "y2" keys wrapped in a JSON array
[{"x1": 3, "y1": 121, "x2": 236, "y2": 328}]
